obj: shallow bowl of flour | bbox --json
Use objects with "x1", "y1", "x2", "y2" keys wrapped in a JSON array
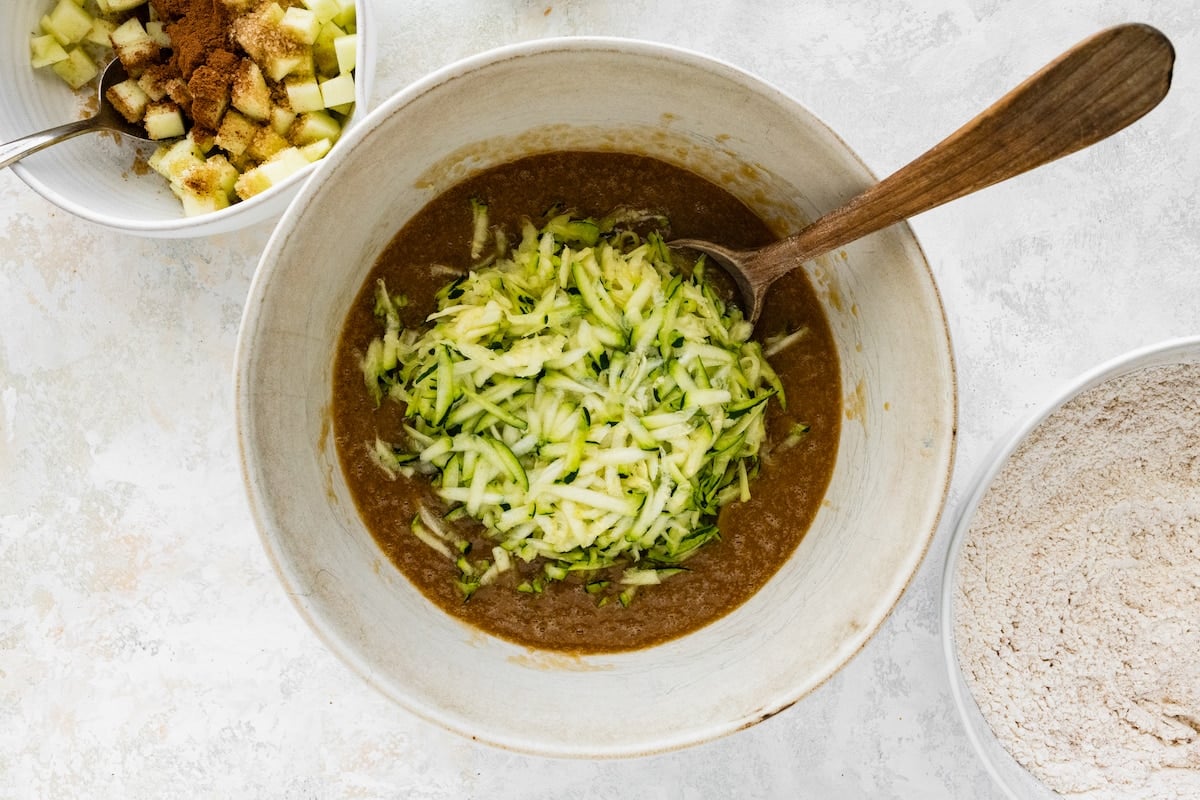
[{"x1": 941, "y1": 336, "x2": 1200, "y2": 800}]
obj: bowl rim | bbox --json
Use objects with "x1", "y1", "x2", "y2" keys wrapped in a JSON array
[
  {"x1": 938, "y1": 333, "x2": 1200, "y2": 797},
  {"x1": 238, "y1": 33, "x2": 957, "y2": 757},
  {"x1": 5, "y1": 0, "x2": 376, "y2": 236}
]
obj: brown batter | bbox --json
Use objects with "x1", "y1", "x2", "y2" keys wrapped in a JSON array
[{"x1": 332, "y1": 151, "x2": 841, "y2": 653}]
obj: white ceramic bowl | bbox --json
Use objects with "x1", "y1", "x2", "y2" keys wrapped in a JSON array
[
  {"x1": 0, "y1": 0, "x2": 375, "y2": 238},
  {"x1": 237, "y1": 37, "x2": 957, "y2": 757},
  {"x1": 940, "y1": 335, "x2": 1200, "y2": 798}
]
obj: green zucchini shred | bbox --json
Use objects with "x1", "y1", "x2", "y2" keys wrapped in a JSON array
[
  {"x1": 776, "y1": 421, "x2": 812, "y2": 453},
  {"x1": 361, "y1": 207, "x2": 789, "y2": 602},
  {"x1": 469, "y1": 198, "x2": 490, "y2": 261}
]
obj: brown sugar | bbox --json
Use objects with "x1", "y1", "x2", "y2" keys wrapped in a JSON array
[{"x1": 232, "y1": 10, "x2": 307, "y2": 69}]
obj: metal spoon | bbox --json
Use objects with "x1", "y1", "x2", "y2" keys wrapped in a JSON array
[
  {"x1": 672, "y1": 23, "x2": 1175, "y2": 324},
  {"x1": 0, "y1": 59, "x2": 154, "y2": 170}
]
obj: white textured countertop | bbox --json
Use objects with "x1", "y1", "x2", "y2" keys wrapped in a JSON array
[{"x1": 3, "y1": 1, "x2": 1198, "y2": 797}]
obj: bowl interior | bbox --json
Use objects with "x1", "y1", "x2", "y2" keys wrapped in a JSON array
[
  {"x1": 0, "y1": 0, "x2": 374, "y2": 237},
  {"x1": 940, "y1": 336, "x2": 1200, "y2": 798},
  {"x1": 238, "y1": 38, "x2": 956, "y2": 757}
]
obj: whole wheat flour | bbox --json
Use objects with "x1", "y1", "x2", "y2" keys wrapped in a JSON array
[{"x1": 954, "y1": 361, "x2": 1200, "y2": 799}]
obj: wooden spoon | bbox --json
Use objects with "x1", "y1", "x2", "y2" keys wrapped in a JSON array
[{"x1": 671, "y1": 23, "x2": 1174, "y2": 324}]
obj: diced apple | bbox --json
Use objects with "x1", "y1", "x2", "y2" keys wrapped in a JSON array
[
  {"x1": 299, "y1": 138, "x2": 332, "y2": 162},
  {"x1": 175, "y1": 158, "x2": 238, "y2": 215},
  {"x1": 259, "y1": 1, "x2": 287, "y2": 25},
  {"x1": 214, "y1": 109, "x2": 258, "y2": 157},
  {"x1": 263, "y1": 55, "x2": 301, "y2": 82},
  {"x1": 333, "y1": 0, "x2": 355, "y2": 30},
  {"x1": 164, "y1": 78, "x2": 193, "y2": 114},
  {"x1": 206, "y1": 154, "x2": 240, "y2": 196},
  {"x1": 177, "y1": 156, "x2": 239, "y2": 211},
  {"x1": 285, "y1": 78, "x2": 324, "y2": 113},
  {"x1": 143, "y1": 100, "x2": 186, "y2": 140},
  {"x1": 40, "y1": 16, "x2": 66, "y2": 47},
  {"x1": 44, "y1": 0, "x2": 94, "y2": 45},
  {"x1": 174, "y1": 180, "x2": 231, "y2": 216},
  {"x1": 30, "y1": 34, "x2": 69, "y2": 68},
  {"x1": 232, "y1": 2, "x2": 281, "y2": 61},
  {"x1": 312, "y1": 22, "x2": 345, "y2": 75},
  {"x1": 269, "y1": 105, "x2": 296, "y2": 136},
  {"x1": 318, "y1": 72, "x2": 353, "y2": 108},
  {"x1": 108, "y1": 17, "x2": 148, "y2": 47},
  {"x1": 281, "y1": 7, "x2": 321, "y2": 44},
  {"x1": 267, "y1": 50, "x2": 312, "y2": 82},
  {"x1": 230, "y1": 59, "x2": 271, "y2": 121},
  {"x1": 136, "y1": 64, "x2": 172, "y2": 101},
  {"x1": 261, "y1": 146, "x2": 311, "y2": 180},
  {"x1": 106, "y1": 77, "x2": 150, "y2": 123},
  {"x1": 85, "y1": 17, "x2": 117, "y2": 47},
  {"x1": 234, "y1": 147, "x2": 311, "y2": 200},
  {"x1": 289, "y1": 110, "x2": 341, "y2": 145},
  {"x1": 109, "y1": 17, "x2": 160, "y2": 77},
  {"x1": 334, "y1": 33, "x2": 357, "y2": 74},
  {"x1": 301, "y1": 0, "x2": 340, "y2": 24},
  {"x1": 148, "y1": 136, "x2": 205, "y2": 182},
  {"x1": 50, "y1": 46, "x2": 98, "y2": 89},
  {"x1": 190, "y1": 127, "x2": 216, "y2": 153},
  {"x1": 101, "y1": 0, "x2": 151, "y2": 12},
  {"x1": 145, "y1": 20, "x2": 171, "y2": 48},
  {"x1": 232, "y1": 168, "x2": 270, "y2": 199},
  {"x1": 245, "y1": 126, "x2": 289, "y2": 162}
]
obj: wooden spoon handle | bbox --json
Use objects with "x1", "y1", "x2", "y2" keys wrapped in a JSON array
[{"x1": 755, "y1": 23, "x2": 1174, "y2": 283}]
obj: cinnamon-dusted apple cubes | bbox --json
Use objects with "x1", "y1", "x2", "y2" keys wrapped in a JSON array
[{"x1": 29, "y1": 0, "x2": 359, "y2": 216}]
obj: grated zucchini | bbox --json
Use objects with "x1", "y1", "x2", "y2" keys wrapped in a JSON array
[{"x1": 362, "y1": 206, "x2": 785, "y2": 602}]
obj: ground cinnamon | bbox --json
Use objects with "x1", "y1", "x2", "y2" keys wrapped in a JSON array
[
  {"x1": 187, "y1": 65, "x2": 229, "y2": 132},
  {"x1": 161, "y1": 0, "x2": 235, "y2": 80}
]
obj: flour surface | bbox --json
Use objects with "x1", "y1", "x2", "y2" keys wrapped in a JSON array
[{"x1": 954, "y1": 362, "x2": 1200, "y2": 799}]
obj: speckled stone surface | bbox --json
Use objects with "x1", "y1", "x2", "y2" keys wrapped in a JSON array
[{"x1": 2, "y1": 1, "x2": 1198, "y2": 797}]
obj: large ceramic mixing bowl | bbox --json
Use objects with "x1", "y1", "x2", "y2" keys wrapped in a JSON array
[{"x1": 236, "y1": 37, "x2": 956, "y2": 757}]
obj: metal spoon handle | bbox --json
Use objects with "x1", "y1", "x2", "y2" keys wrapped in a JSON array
[
  {"x1": 1, "y1": 117, "x2": 103, "y2": 170},
  {"x1": 755, "y1": 23, "x2": 1174, "y2": 282}
]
